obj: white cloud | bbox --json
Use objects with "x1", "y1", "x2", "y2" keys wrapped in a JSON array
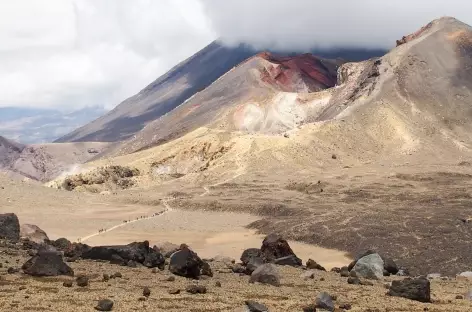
[
  {"x1": 201, "y1": 0, "x2": 472, "y2": 50},
  {"x1": 0, "y1": 0, "x2": 215, "y2": 110},
  {"x1": 2, "y1": 0, "x2": 472, "y2": 111}
]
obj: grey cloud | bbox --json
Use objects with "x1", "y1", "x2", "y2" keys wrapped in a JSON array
[{"x1": 201, "y1": 0, "x2": 472, "y2": 50}]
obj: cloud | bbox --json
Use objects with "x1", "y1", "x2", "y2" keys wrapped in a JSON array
[
  {"x1": 201, "y1": 0, "x2": 472, "y2": 50},
  {"x1": 0, "y1": 0, "x2": 215, "y2": 110}
]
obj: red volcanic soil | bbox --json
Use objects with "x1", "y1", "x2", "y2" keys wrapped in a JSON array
[
  {"x1": 257, "y1": 52, "x2": 338, "y2": 92},
  {"x1": 396, "y1": 22, "x2": 434, "y2": 46}
]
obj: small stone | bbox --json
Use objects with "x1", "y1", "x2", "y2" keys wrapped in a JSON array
[
  {"x1": 7, "y1": 267, "x2": 17, "y2": 274},
  {"x1": 339, "y1": 303, "x2": 352, "y2": 310},
  {"x1": 340, "y1": 267, "x2": 349, "y2": 277},
  {"x1": 138, "y1": 297, "x2": 146, "y2": 302},
  {"x1": 166, "y1": 276, "x2": 176, "y2": 282},
  {"x1": 231, "y1": 264, "x2": 246, "y2": 274},
  {"x1": 331, "y1": 267, "x2": 341, "y2": 273},
  {"x1": 186, "y1": 285, "x2": 207, "y2": 294},
  {"x1": 19, "y1": 286, "x2": 26, "y2": 290},
  {"x1": 456, "y1": 295, "x2": 464, "y2": 300},
  {"x1": 427, "y1": 273, "x2": 441, "y2": 280},
  {"x1": 301, "y1": 270, "x2": 316, "y2": 280},
  {"x1": 215, "y1": 281, "x2": 222, "y2": 287},
  {"x1": 113, "y1": 272, "x2": 122, "y2": 278},
  {"x1": 332, "y1": 154, "x2": 337, "y2": 159},
  {"x1": 95, "y1": 299, "x2": 114, "y2": 311},
  {"x1": 302, "y1": 304, "x2": 316, "y2": 312},
  {"x1": 151, "y1": 268, "x2": 158, "y2": 274},
  {"x1": 102, "y1": 274, "x2": 110, "y2": 282},
  {"x1": 143, "y1": 287, "x2": 151, "y2": 297},
  {"x1": 168, "y1": 288, "x2": 180, "y2": 295},
  {"x1": 315, "y1": 292, "x2": 334, "y2": 311},
  {"x1": 306, "y1": 259, "x2": 326, "y2": 271},
  {"x1": 320, "y1": 277, "x2": 325, "y2": 281},
  {"x1": 245, "y1": 300, "x2": 269, "y2": 312},
  {"x1": 63, "y1": 281, "x2": 73, "y2": 287},
  {"x1": 347, "y1": 277, "x2": 361, "y2": 285},
  {"x1": 249, "y1": 264, "x2": 280, "y2": 287},
  {"x1": 76, "y1": 276, "x2": 89, "y2": 287}
]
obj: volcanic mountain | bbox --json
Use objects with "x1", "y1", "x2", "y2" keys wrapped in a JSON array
[
  {"x1": 55, "y1": 42, "x2": 384, "y2": 144},
  {"x1": 48, "y1": 17, "x2": 472, "y2": 276}
]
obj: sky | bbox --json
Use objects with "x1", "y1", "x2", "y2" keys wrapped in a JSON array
[{"x1": 1, "y1": 0, "x2": 472, "y2": 111}]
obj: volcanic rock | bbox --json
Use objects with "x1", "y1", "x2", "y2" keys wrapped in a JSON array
[
  {"x1": 169, "y1": 247, "x2": 204, "y2": 279},
  {"x1": 245, "y1": 300, "x2": 269, "y2": 312},
  {"x1": 315, "y1": 292, "x2": 335, "y2": 311},
  {"x1": 306, "y1": 259, "x2": 326, "y2": 271},
  {"x1": 388, "y1": 277, "x2": 431, "y2": 302},
  {"x1": 22, "y1": 250, "x2": 73, "y2": 277},
  {"x1": 260, "y1": 234, "x2": 301, "y2": 266},
  {"x1": 95, "y1": 299, "x2": 114, "y2": 311},
  {"x1": 0, "y1": 213, "x2": 20, "y2": 242},
  {"x1": 249, "y1": 264, "x2": 280, "y2": 287},
  {"x1": 241, "y1": 248, "x2": 262, "y2": 266}
]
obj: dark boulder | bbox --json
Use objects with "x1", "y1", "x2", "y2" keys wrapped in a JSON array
[
  {"x1": 260, "y1": 234, "x2": 300, "y2": 264},
  {"x1": 143, "y1": 252, "x2": 165, "y2": 269},
  {"x1": 0, "y1": 213, "x2": 20, "y2": 242},
  {"x1": 52, "y1": 238, "x2": 72, "y2": 250},
  {"x1": 201, "y1": 260, "x2": 213, "y2": 277},
  {"x1": 76, "y1": 275, "x2": 89, "y2": 287},
  {"x1": 241, "y1": 248, "x2": 262, "y2": 266},
  {"x1": 306, "y1": 259, "x2": 326, "y2": 271},
  {"x1": 22, "y1": 250, "x2": 74, "y2": 277},
  {"x1": 169, "y1": 247, "x2": 204, "y2": 279},
  {"x1": 249, "y1": 264, "x2": 280, "y2": 287},
  {"x1": 81, "y1": 241, "x2": 163, "y2": 268},
  {"x1": 383, "y1": 257, "x2": 399, "y2": 275},
  {"x1": 388, "y1": 277, "x2": 431, "y2": 302},
  {"x1": 231, "y1": 264, "x2": 246, "y2": 274}
]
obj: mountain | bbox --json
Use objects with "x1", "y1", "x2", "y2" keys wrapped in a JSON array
[
  {"x1": 0, "y1": 135, "x2": 109, "y2": 182},
  {"x1": 0, "y1": 106, "x2": 107, "y2": 144},
  {"x1": 55, "y1": 41, "x2": 385, "y2": 143},
  {"x1": 48, "y1": 17, "x2": 472, "y2": 276}
]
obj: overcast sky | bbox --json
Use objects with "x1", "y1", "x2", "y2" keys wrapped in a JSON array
[{"x1": 1, "y1": 0, "x2": 472, "y2": 111}]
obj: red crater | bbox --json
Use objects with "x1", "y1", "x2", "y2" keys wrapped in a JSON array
[{"x1": 257, "y1": 52, "x2": 338, "y2": 92}]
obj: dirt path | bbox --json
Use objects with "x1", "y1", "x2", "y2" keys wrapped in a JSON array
[{"x1": 80, "y1": 198, "x2": 173, "y2": 243}]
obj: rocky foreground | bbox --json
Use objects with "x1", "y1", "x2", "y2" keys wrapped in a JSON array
[{"x1": 1, "y1": 213, "x2": 472, "y2": 311}]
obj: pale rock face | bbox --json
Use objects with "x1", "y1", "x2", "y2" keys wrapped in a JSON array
[
  {"x1": 20, "y1": 224, "x2": 49, "y2": 244},
  {"x1": 352, "y1": 253, "x2": 384, "y2": 280}
]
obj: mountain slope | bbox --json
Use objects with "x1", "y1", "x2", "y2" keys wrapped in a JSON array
[{"x1": 56, "y1": 41, "x2": 385, "y2": 143}]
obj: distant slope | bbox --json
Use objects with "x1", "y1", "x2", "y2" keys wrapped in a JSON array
[
  {"x1": 56, "y1": 40, "x2": 385, "y2": 143},
  {"x1": 0, "y1": 106, "x2": 106, "y2": 144},
  {"x1": 0, "y1": 135, "x2": 110, "y2": 182}
]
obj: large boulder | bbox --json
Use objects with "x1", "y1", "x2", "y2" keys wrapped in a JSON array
[
  {"x1": 348, "y1": 250, "x2": 399, "y2": 275},
  {"x1": 0, "y1": 213, "x2": 20, "y2": 242},
  {"x1": 155, "y1": 242, "x2": 180, "y2": 258},
  {"x1": 241, "y1": 248, "x2": 262, "y2": 266},
  {"x1": 20, "y1": 224, "x2": 49, "y2": 244},
  {"x1": 22, "y1": 250, "x2": 74, "y2": 276},
  {"x1": 249, "y1": 263, "x2": 280, "y2": 286},
  {"x1": 388, "y1": 277, "x2": 431, "y2": 302},
  {"x1": 81, "y1": 241, "x2": 164, "y2": 268},
  {"x1": 260, "y1": 234, "x2": 301, "y2": 266},
  {"x1": 169, "y1": 247, "x2": 206, "y2": 279},
  {"x1": 352, "y1": 253, "x2": 384, "y2": 280}
]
